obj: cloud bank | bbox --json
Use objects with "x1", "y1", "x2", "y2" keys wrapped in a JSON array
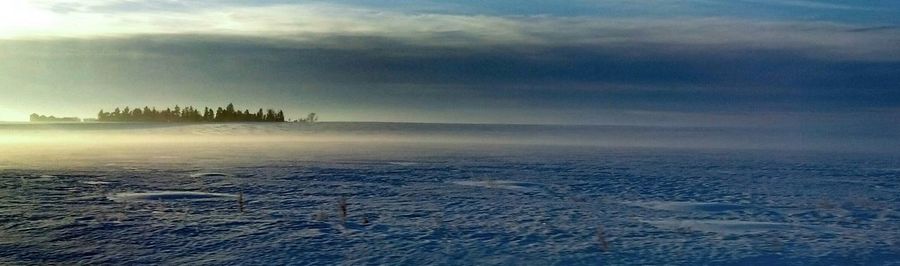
[
  {"x1": 0, "y1": 0, "x2": 897, "y2": 127},
  {"x1": 4, "y1": 2, "x2": 898, "y2": 60}
]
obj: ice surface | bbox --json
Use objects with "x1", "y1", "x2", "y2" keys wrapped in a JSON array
[
  {"x1": 388, "y1": 162, "x2": 419, "y2": 166},
  {"x1": 0, "y1": 123, "x2": 898, "y2": 265},
  {"x1": 643, "y1": 219, "x2": 797, "y2": 234},
  {"x1": 627, "y1": 201, "x2": 746, "y2": 212},
  {"x1": 108, "y1": 191, "x2": 237, "y2": 202},
  {"x1": 450, "y1": 180, "x2": 550, "y2": 194},
  {"x1": 189, "y1": 173, "x2": 232, "y2": 178},
  {"x1": 81, "y1": 181, "x2": 112, "y2": 185}
]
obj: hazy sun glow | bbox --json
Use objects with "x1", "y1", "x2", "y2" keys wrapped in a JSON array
[
  {"x1": 0, "y1": 106, "x2": 28, "y2": 122},
  {"x1": 0, "y1": 0, "x2": 57, "y2": 38}
]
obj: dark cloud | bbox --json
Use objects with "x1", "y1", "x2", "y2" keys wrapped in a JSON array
[
  {"x1": 847, "y1": 25, "x2": 899, "y2": 32},
  {"x1": 1, "y1": 32, "x2": 898, "y2": 125}
]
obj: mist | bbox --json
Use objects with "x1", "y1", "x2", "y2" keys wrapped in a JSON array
[{"x1": 2, "y1": 122, "x2": 896, "y2": 170}]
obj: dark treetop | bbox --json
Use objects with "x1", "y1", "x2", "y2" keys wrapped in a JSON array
[
  {"x1": 97, "y1": 103, "x2": 285, "y2": 122},
  {"x1": 30, "y1": 114, "x2": 81, "y2": 122}
]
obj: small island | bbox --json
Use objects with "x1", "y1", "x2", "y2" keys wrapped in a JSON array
[
  {"x1": 30, "y1": 103, "x2": 317, "y2": 123},
  {"x1": 30, "y1": 114, "x2": 82, "y2": 122},
  {"x1": 97, "y1": 103, "x2": 286, "y2": 122}
]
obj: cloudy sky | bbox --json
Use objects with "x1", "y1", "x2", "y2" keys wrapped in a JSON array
[{"x1": 0, "y1": 0, "x2": 898, "y2": 126}]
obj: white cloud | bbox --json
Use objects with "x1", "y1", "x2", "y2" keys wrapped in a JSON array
[
  {"x1": 0, "y1": 1, "x2": 897, "y2": 60},
  {"x1": 739, "y1": 0, "x2": 878, "y2": 10}
]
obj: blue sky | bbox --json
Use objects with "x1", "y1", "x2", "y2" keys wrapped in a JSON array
[
  {"x1": 84, "y1": 0, "x2": 900, "y2": 23},
  {"x1": 0, "y1": 0, "x2": 897, "y2": 127}
]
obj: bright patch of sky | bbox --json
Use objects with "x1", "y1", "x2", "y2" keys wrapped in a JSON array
[
  {"x1": 88, "y1": 0, "x2": 900, "y2": 23},
  {"x1": 0, "y1": 0, "x2": 897, "y2": 125}
]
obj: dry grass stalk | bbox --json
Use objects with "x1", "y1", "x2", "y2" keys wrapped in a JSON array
[
  {"x1": 238, "y1": 191, "x2": 245, "y2": 213},
  {"x1": 597, "y1": 226, "x2": 610, "y2": 252},
  {"x1": 338, "y1": 197, "x2": 348, "y2": 222}
]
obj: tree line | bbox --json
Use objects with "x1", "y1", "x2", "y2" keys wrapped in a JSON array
[
  {"x1": 97, "y1": 103, "x2": 285, "y2": 122},
  {"x1": 30, "y1": 114, "x2": 81, "y2": 122}
]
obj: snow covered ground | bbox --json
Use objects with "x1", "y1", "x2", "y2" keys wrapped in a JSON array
[{"x1": 0, "y1": 123, "x2": 898, "y2": 264}]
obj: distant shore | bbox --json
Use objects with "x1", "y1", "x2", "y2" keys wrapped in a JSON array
[{"x1": 30, "y1": 103, "x2": 318, "y2": 124}]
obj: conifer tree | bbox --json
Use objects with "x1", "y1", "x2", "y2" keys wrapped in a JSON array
[{"x1": 96, "y1": 104, "x2": 292, "y2": 123}]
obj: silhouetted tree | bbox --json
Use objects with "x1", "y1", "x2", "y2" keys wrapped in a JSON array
[
  {"x1": 112, "y1": 108, "x2": 121, "y2": 121},
  {"x1": 264, "y1": 109, "x2": 275, "y2": 122},
  {"x1": 304, "y1": 113, "x2": 318, "y2": 123},
  {"x1": 30, "y1": 113, "x2": 81, "y2": 122},
  {"x1": 97, "y1": 104, "x2": 290, "y2": 123},
  {"x1": 204, "y1": 107, "x2": 213, "y2": 121}
]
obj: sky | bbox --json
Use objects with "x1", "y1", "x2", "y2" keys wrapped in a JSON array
[{"x1": 0, "y1": 0, "x2": 898, "y2": 127}]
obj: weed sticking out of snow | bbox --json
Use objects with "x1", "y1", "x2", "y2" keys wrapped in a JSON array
[
  {"x1": 597, "y1": 226, "x2": 610, "y2": 252},
  {"x1": 338, "y1": 197, "x2": 349, "y2": 222},
  {"x1": 238, "y1": 191, "x2": 245, "y2": 213}
]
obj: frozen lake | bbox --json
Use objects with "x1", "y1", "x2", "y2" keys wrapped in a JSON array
[{"x1": 1, "y1": 122, "x2": 898, "y2": 264}]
